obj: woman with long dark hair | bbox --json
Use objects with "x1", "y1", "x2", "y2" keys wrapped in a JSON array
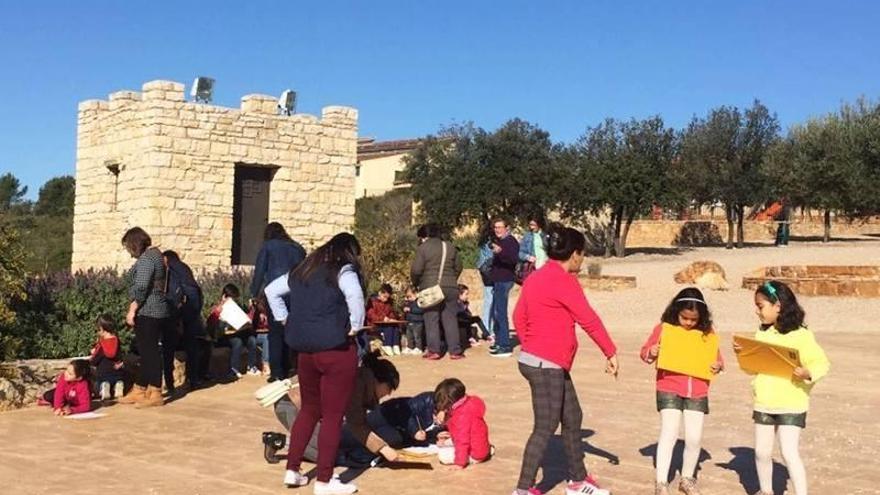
[
  {"x1": 250, "y1": 222, "x2": 306, "y2": 382},
  {"x1": 264, "y1": 233, "x2": 399, "y2": 493},
  {"x1": 118, "y1": 227, "x2": 172, "y2": 408},
  {"x1": 511, "y1": 224, "x2": 619, "y2": 495}
]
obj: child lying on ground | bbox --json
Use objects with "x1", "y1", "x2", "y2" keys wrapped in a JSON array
[{"x1": 41, "y1": 359, "x2": 93, "y2": 416}]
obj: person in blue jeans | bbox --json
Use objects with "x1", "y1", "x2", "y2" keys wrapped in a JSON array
[
  {"x1": 488, "y1": 217, "x2": 520, "y2": 357},
  {"x1": 476, "y1": 230, "x2": 496, "y2": 344}
]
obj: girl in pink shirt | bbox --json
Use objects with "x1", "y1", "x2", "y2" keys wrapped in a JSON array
[
  {"x1": 640, "y1": 288, "x2": 723, "y2": 495},
  {"x1": 48, "y1": 359, "x2": 93, "y2": 416},
  {"x1": 511, "y1": 224, "x2": 618, "y2": 495}
]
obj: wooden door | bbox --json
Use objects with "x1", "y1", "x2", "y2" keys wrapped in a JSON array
[{"x1": 232, "y1": 165, "x2": 272, "y2": 265}]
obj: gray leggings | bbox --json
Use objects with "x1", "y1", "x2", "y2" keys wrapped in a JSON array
[{"x1": 517, "y1": 362, "x2": 588, "y2": 490}]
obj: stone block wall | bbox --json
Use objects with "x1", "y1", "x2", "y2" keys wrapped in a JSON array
[{"x1": 73, "y1": 80, "x2": 358, "y2": 271}]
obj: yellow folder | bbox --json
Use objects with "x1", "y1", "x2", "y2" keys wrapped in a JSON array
[
  {"x1": 656, "y1": 323, "x2": 720, "y2": 381},
  {"x1": 733, "y1": 334, "x2": 801, "y2": 379}
]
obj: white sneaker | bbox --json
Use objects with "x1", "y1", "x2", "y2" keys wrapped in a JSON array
[
  {"x1": 565, "y1": 478, "x2": 609, "y2": 495},
  {"x1": 381, "y1": 346, "x2": 393, "y2": 356},
  {"x1": 392, "y1": 345, "x2": 401, "y2": 355},
  {"x1": 113, "y1": 381, "x2": 124, "y2": 399},
  {"x1": 100, "y1": 382, "x2": 111, "y2": 401},
  {"x1": 247, "y1": 367, "x2": 261, "y2": 376},
  {"x1": 313, "y1": 477, "x2": 357, "y2": 494},
  {"x1": 283, "y1": 470, "x2": 309, "y2": 487}
]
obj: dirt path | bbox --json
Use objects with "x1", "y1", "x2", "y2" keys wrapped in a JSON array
[{"x1": 3, "y1": 240, "x2": 879, "y2": 494}]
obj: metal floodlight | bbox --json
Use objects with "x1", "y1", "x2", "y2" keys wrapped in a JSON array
[
  {"x1": 190, "y1": 76, "x2": 215, "y2": 103},
  {"x1": 278, "y1": 89, "x2": 296, "y2": 115}
]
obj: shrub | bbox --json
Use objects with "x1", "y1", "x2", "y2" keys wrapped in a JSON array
[{"x1": 1, "y1": 266, "x2": 255, "y2": 361}]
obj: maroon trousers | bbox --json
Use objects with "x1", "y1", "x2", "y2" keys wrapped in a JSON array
[{"x1": 286, "y1": 343, "x2": 358, "y2": 482}]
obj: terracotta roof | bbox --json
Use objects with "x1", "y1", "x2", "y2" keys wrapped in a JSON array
[{"x1": 357, "y1": 138, "x2": 423, "y2": 161}]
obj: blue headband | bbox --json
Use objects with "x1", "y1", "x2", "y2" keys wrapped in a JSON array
[{"x1": 762, "y1": 281, "x2": 778, "y2": 301}]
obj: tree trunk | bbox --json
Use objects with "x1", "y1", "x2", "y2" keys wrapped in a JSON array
[
  {"x1": 725, "y1": 204, "x2": 735, "y2": 249},
  {"x1": 604, "y1": 209, "x2": 616, "y2": 258},
  {"x1": 736, "y1": 204, "x2": 745, "y2": 249},
  {"x1": 823, "y1": 209, "x2": 832, "y2": 243},
  {"x1": 612, "y1": 207, "x2": 625, "y2": 257},
  {"x1": 617, "y1": 211, "x2": 636, "y2": 258}
]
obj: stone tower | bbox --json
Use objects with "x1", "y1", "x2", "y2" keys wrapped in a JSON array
[{"x1": 72, "y1": 80, "x2": 357, "y2": 270}]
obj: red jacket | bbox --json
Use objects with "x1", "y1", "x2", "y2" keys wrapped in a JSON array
[
  {"x1": 513, "y1": 261, "x2": 616, "y2": 370},
  {"x1": 639, "y1": 323, "x2": 724, "y2": 399},
  {"x1": 53, "y1": 373, "x2": 91, "y2": 414},
  {"x1": 446, "y1": 395, "x2": 490, "y2": 467},
  {"x1": 365, "y1": 297, "x2": 400, "y2": 325}
]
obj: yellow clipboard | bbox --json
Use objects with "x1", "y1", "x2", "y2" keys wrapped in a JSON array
[
  {"x1": 656, "y1": 323, "x2": 719, "y2": 381},
  {"x1": 733, "y1": 334, "x2": 801, "y2": 378}
]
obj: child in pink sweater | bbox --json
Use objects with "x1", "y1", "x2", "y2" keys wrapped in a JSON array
[
  {"x1": 434, "y1": 378, "x2": 491, "y2": 468},
  {"x1": 49, "y1": 359, "x2": 93, "y2": 416}
]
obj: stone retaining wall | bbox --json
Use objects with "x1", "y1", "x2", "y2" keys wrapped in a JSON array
[{"x1": 742, "y1": 265, "x2": 880, "y2": 297}]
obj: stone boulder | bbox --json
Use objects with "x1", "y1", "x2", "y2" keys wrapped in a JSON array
[{"x1": 674, "y1": 261, "x2": 729, "y2": 290}]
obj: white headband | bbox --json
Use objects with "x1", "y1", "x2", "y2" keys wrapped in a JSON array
[{"x1": 676, "y1": 297, "x2": 706, "y2": 305}]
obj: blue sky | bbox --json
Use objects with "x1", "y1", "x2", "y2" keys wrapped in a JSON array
[{"x1": 2, "y1": 1, "x2": 879, "y2": 198}]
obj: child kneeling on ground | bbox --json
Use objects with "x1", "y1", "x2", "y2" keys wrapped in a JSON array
[{"x1": 434, "y1": 378, "x2": 492, "y2": 468}]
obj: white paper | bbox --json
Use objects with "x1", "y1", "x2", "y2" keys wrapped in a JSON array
[
  {"x1": 64, "y1": 411, "x2": 106, "y2": 420},
  {"x1": 220, "y1": 299, "x2": 251, "y2": 331},
  {"x1": 402, "y1": 445, "x2": 439, "y2": 455}
]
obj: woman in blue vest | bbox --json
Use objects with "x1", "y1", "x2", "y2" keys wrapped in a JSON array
[{"x1": 264, "y1": 233, "x2": 399, "y2": 494}]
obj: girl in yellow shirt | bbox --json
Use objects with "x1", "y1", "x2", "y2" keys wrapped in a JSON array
[{"x1": 735, "y1": 281, "x2": 830, "y2": 495}]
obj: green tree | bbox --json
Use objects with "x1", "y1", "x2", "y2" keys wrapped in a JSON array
[
  {"x1": 35, "y1": 175, "x2": 75, "y2": 217},
  {"x1": 405, "y1": 119, "x2": 564, "y2": 229},
  {"x1": 354, "y1": 189, "x2": 418, "y2": 294},
  {"x1": 0, "y1": 223, "x2": 27, "y2": 358},
  {"x1": 680, "y1": 101, "x2": 779, "y2": 248},
  {"x1": 766, "y1": 99, "x2": 880, "y2": 242},
  {"x1": 0, "y1": 173, "x2": 29, "y2": 213},
  {"x1": 564, "y1": 116, "x2": 678, "y2": 257}
]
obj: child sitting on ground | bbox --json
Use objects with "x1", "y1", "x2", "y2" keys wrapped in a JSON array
[
  {"x1": 402, "y1": 287, "x2": 425, "y2": 355},
  {"x1": 456, "y1": 284, "x2": 489, "y2": 347},
  {"x1": 434, "y1": 378, "x2": 491, "y2": 468},
  {"x1": 42, "y1": 359, "x2": 93, "y2": 416},
  {"x1": 90, "y1": 314, "x2": 125, "y2": 401},
  {"x1": 248, "y1": 296, "x2": 272, "y2": 376},
  {"x1": 366, "y1": 283, "x2": 403, "y2": 356},
  {"x1": 206, "y1": 283, "x2": 258, "y2": 379}
]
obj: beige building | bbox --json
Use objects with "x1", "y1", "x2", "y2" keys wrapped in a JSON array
[
  {"x1": 354, "y1": 138, "x2": 421, "y2": 198},
  {"x1": 72, "y1": 79, "x2": 358, "y2": 270}
]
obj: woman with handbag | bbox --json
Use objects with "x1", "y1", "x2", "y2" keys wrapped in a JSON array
[{"x1": 410, "y1": 223, "x2": 464, "y2": 360}]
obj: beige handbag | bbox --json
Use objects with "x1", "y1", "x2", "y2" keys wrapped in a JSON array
[{"x1": 417, "y1": 241, "x2": 447, "y2": 309}]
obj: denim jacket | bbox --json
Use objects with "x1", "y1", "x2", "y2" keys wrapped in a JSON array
[{"x1": 518, "y1": 231, "x2": 548, "y2": 261}]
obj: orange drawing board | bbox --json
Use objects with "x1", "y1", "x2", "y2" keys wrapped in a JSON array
[
  {"x1": 656, "y1": 323, "x2": 720, "y2": 381},
  {"x1": 733, "y1": 334, "x2": 801, "y2": 378}
]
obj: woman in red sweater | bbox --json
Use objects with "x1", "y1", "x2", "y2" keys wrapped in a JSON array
[{"x1": 511, "y1": 224, "x2": 618, "y2": 495}]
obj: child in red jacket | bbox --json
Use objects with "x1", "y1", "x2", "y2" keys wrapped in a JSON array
[
  {"x1": 434, "y1": 378, "x2": 492, "y2": 468},
  {"x1": 90, "y1": 314, "x2": 124, "y2": 401},
  {"x1": 366, "y1": 283, "x2": 403, "y2": 356},
  {"x1": 44, "y1": 359, "x2": 93, "y2": 416}
]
